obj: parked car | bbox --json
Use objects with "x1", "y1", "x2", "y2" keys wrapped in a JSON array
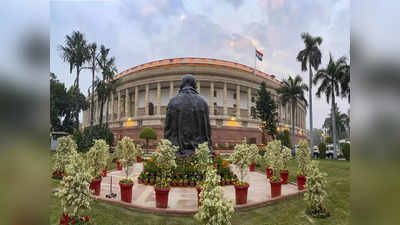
[{"x1": 313, "y1": 145, "x2": 319, "y2": 158}]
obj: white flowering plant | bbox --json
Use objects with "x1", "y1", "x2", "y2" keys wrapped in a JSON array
[
  {"x1": 86, "y1": 139, "x2": 109, "y2": 179},
  {"x1": 151, "y1": 139, "x2": 178, "y2": 188},
  {"x1": 194, "y1": 167, "x2": 234, "y2": 225},
  {"x1": 56, "y1": 151, "x2": 93, "y2": 217},
  {"x1": 295, "y1": 140, "x2": 311, "y2": 176},
  {"x1": 114, "y1": 136, "x2": 139, "y2": 183},
  {"x1": 195, "y1": 142, "x2": 212, "y2": 179},
  {"x1": 264, "y1": 140, "x2": 285, "y2": 182},
  {"x1": 280, "y1": 146, "x2": 292, "y2": 171},
  {"x1": 304, "y1": 161, "x2": 330, "y2": 218},
  {"x1": 229, "y1": 140, "x2": 254, "y2": 185},
  {"x1": 53, "y1": 136, "x2": 77, "y2": 177}
]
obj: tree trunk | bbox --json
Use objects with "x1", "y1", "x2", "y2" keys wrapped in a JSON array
[
  {"x1": 105, "y1": 96, "x2": 110, "y2": 126},
  {"x1": 99, "y1": 98, "x2": 104, "y2": 125},
  {"x1": 308, "y1": 62, "x2": 314, "y2": 157},
  {"x1": 291, "y1": 101, "x2": 296, "y2": 156},
  {"x1": 261, "y1": 126, "x2": 266, "y2": 144},
  {"x1": 146, "y1": 139, "x2": 149, "y2": 148},
  {"x1": 331, "y1": 91, "x2": 338, "y2": 159},
  {"x1": 90, "y1": 62, "x2": 95, "y2": 128},
  {"x1": 74, "y1": 67, "x2": 80, "y2": 130}
]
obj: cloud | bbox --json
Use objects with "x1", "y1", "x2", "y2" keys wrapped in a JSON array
[{"x1": 224, "y1": 0, "x2": 244, "y2": 9}]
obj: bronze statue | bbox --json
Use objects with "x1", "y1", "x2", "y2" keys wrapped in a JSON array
[{"x1": 164, "y1": 74, "x2": 213, "y2": 157}]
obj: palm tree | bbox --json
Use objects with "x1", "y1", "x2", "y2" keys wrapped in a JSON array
[
  {"x1": 296, "y1": 32, "x2": 323, "y2": 155},
  {"x1": 59, "y1": 31, "x2": 89, "y2": 89},
  {"x1": 323, "y1": 104, "x2": 350, "y2": 139},
  {"x1": 313, "y1": 54, "x2": 350, "y2": 158},
  {"x1": 277, "y1": 75, "x2": 308, "y2": 155},
  {"x1": 340, "y1": 65, "x2": 350, "y2": 103},
  {"x1": 96, "y1": 45, "x2": 117, "y2": 125},
  {"x1": 85, "y1": 42, "x2": 100, "y2": 128}
]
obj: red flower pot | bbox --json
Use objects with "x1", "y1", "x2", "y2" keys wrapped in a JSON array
[
  {"x1": 249, "y1": 163, "x2": 256, "y2": 171},
  {"x1": 155, "y1": 187, "x2": 170, "y2": 208},
  {"x1": 270, "y1": 180, "x2": 282, "y2": 198},
  {"x1": 280, "y1": 170, "x2": 289, "y2": 184},
  {"x1": 196, "y1": 186, "x2": 202, "y2": 207},
  {"x1": 119, "y1": 182, "x2": 133, "y2": 203},
  {"x1": 266, "y1": 168, "x2": 273, "y2": 178},
  {"x1": 136, "y1": 156, "x2": 142, "y2": 162},
  {"x1": 234, "y1": 184, "x2": 249, "y2": 204},
  {"x1": 117, "y1": 161, "x2": 122, "y2": 170},
  {"x1": 89, "y1": 178, "x2": 102, "y2": 196},
  {"x1": 102, "y1": 167, "x2": 107, "y2": 177},
  {"x1": 297, "y1": 175, "x2": 306, "y2": 190}
]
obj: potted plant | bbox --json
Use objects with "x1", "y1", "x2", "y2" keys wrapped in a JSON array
[
  {"x1": 194, "y1": 142, "x2": 213, "y2": 207},
  {"x1": 194, "y1": 167, "x2": 234, "y2": 225},
  {"x1": 229, "y1": 140, "x2": 252, "y2": 204},
  {"x1": 114, "y1": 136, "x2": 140, "y2": 203},
  {"x1": 264, "y1": 140, "x2": 284, "y2": 198},
  {"x1": 296, "y1": 140, "x2": 311, "y2": 190},
  {"x1": 151, "y1": 139, "x2": 178, "y2": 208},
  {"x1": 52, "y1": 136, "x2": 77, "y2": 180},
  {"x1": 56, "y1": 151, "x2": 93, "y2": 224},
  {"x1": 304, "y1": 161, "x2": 330, "y2": 218},
  {"x1": 248, "y1": 144, "x2": 260, "y2": 172},
  {"x1": 86, "y1": 139, "x2": 109, "y2": 196},
  {"x1": 116, "y1": 161, "x2": 122, "y2": 170},
  {"x1": 102, "y1": 166, "x2": 108, "y2": 177},
  {"x1": 136, "y1": 144, "x2": 144, "y2": 162},
  {"x1": 262, "y1": 146, "x2": 274, "y2": 179},
  {"x1": 279, "y1": 146, "x2": 292, "y2": 184}
]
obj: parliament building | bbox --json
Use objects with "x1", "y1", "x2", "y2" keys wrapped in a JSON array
[{"x1": 82, "y1": 57, "x2": 308, "y2": 148}]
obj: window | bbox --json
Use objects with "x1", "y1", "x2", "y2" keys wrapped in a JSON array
[
  {"x1": 233, "y1": 93, "x2": 237, "y2": 99},
  {"x1": 251, "y1": 96, "x2": 255, "y2": 103},
  {"x1": 214, "y1": 102, "x2": 217, "y2": 106},
  {"x1": 214, "y1": 90, "x2": 217, "y2": 97},
  {"x1": 251, "y1": 106, "x2": 257, "y2": 119},
  {"x1": 148, "y1": 102, "x2": 154, "y2": 115},
  {"x1": 233, "y1": 104, "x2": 237, "y2": 108}
]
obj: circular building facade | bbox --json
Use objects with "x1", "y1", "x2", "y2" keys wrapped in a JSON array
[{"x1": 83, "y1": 57, "x2": 308, "y2": 148}]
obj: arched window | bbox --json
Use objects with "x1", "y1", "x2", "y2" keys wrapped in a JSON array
[{"x1": 148, "y1": 102, "x2": 154, "y2": 115}]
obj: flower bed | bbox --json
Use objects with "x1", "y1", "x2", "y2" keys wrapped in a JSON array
[{"x1": 138, "y1": 154, "x2": 238, "y2": 187}]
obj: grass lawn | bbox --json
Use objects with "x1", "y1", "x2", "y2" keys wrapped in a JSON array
[{"x1": 50, "y1": 154, "x2": 349, "y2": 225}]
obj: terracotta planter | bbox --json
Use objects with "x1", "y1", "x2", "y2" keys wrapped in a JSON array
[
  {"x1": 89, "y1": 178, "x2": 102, "y2": 196},
  {"x1": 297, "y1": 175, "x2": 306, "y2": 190},
  {"x1": 266, "y1": 168, "x2": 273, "y2": 179},
  {"x1": 117, "y1": 161, "x2": 122, "y2": 170},
  {"x1": 119, "y1": 182, "x2": 134, "y2": 203},
  {"x1": 154, "y1": 187, "x2": 170, "y2": 208},
  {"x1": 270, "y1": 180, "x2": 282, "y2": 198},
  {"x1": 196, "y1": 186, "x2": 202, "y2": 207},
  {"x1": 136, "y1": 156, "x2": 142, "y2": 162},
  {"x1": 280, "y1": 170, "x2": 289, "y2": 184},
  {"x1": 234, "y1": 184, "x2": 249, "y2": 204},
  {"x1": 143, "y1": 180, "x2": 148, "y2": 185},
  {"x1": 102, "y1": 167, "x2": 107, "y2": 177},
  {"x1": 249, "y1": 163, "x2": 256, "y2": 171}
]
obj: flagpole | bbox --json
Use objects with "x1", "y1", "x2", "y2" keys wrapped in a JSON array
[{"x1": 254, "y1": 48, "x2": 256, "y2": 75}]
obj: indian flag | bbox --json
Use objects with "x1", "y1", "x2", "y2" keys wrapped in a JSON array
[{"x1": 255, "y1": 49, "x2": 263, "y2": 61}]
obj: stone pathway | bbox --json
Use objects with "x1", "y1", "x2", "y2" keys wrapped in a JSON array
[{"x1": 98, "y1": 163, "x2": 302, "y2": 213}]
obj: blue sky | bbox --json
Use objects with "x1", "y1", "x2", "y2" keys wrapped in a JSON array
[{"x1": 50, "y1": 0, "x2": 350, "y2": 129}]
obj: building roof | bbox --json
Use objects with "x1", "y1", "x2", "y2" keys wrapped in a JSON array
[{"x1": 114, "y1": 57, "x2": 282, "y2": 86}]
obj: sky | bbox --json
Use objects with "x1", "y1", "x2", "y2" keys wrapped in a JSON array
[{"x1": 50, "y1": 0, "x2": 350, "y2": 129}]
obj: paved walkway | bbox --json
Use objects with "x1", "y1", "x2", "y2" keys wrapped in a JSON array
[{"x1": 98, "y1": 163, "x2": 302, "y2": 213}]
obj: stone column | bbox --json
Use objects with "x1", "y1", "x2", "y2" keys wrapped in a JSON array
[
  {"x1": 247, "y1": 87, "x2": 251, "y2": 118},
  {"x1": 134, "y1": 86, "x2": 139, "y2": 118},
  {"x1": 157, "y1": 82, "x2": 161, "y2": 115},
  {"x1": 145, "y1": 84, "x2": 149, "y2": 115},
  {"x1": 117, "y1": 90, "x2": 121, "y2": 121},
  {"x1": 169, "y1": 81, "x2": 174, "y2": 99},
  {"x1": 223, "y1": 82, "x2": 228, "y2": 115},
  {"x1": 236, "y1": 85, "x2": 240, "y2": 117},
  {"x1": 197, "y1": 80, "x2": 200, "y2": 93},
  {"x1": 125, "y1": 88, "x2": 130, "y2": 118},
  {"x1": 209, "y1": 82, "x2": 214, "y2": 115},
  {"x1": 110, "y1": 92, "x2": 114, "y2": 122}
]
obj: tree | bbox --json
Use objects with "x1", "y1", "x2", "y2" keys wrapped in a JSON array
[
  {"x1": 96, "y1": 45, "x2": 118, "y2": 125},
  {"x1": 311, "y1": 128, "x2": 324, "y2": 146},
  {"x1": 276, "y1": 130, "x2": 291, "y2": 148},
  {"x1": 313, "y1": 54, "x2": 350, "y2": 158},
  {"x1": 114, "y1": 137, "x2": 140, "y2": 180},
  {"x1": 304, "y1": 161, "x2": 329, "y2": 218},
  {"x1": 86, "y1": 42, "x2": 99, "y2": 128},
  {"x1": 50, "y1": 73, "x2": 69, "y2": 132},
  {"x1": 139, "y1": 127, "x2": 158, "y2": 148},
  {"x1": 59, "y1": 31, "x2": 90, "y2": 128},
  {"x1": 256, "y1": 81, "x2": 279, "y2": 143},
  {"x1": 86, "y1": 139, "x2": 109, "y2": 179},
  {"x1": 340, "y1": 64, "x2": 350, "y2": 103},
  {"x1": 322, "y1": 105, "x2": 350, "y2": 139},
  {"x1": 277, "y1": 75, "x2": 308, "y2": 155},
  {"x1": 297, "y1": 32, "x2": 323, "y2": 156},
  {"x1": 66, "y1": 86, "x2": 89, "y2": 131}
]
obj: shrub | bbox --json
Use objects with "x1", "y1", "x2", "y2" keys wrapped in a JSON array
[
  {"x1": 195, "y1": 167, "x2": 234, "y2": 225},
  {"x1": 276, "y1": 130, "x2": 291, "y2": 148},
  {"x1": 73, "y1": 125, "x2": 114, "y2": 153},
  {"x1": 139, "y1": 127, "x2": 157, "y2": 148},
  {"x1": 325, "y1": 136, "x2": 333, "y2": 144},
  {"x1": 86, "y1": 139, "x2": 109, "y2": 179},
  {"x1": 56, "y1": 152, "x2": 93, "y2": 217},
  {"x1": 264, "y1": 140, "x2": 290, "y2": 179},
  {"x1": 229, "y1": 140, "x2": 255, "y2": 185},
  {"x1": 304, "y1": 161, "x2": 330, "y2": 218},
  {"x1": 151, "y1": 139, "x2": 178, "y2": 187},
  {"x1": 318, "y1": 142, "x2": 327, "y2": 159},
  {"x1": 195, "y1": 142, "x2": 212, "y2": 176},
  {"x1": 341, "y1": 143, "x2": 350, "y2": 161},
  {"x1": 53, "y1": 136, "x2": 77, "y2": 173},
  {"x1": 114, "y1": 136, "x2": 140, "y2": 181},
  {"x1": 296, "y1": 140, "x2": 311, "y2": 175}
]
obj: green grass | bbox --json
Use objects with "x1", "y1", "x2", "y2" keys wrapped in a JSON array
[{"x1": 50, "y1": 154, "x2": 350, "y2": 225}]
